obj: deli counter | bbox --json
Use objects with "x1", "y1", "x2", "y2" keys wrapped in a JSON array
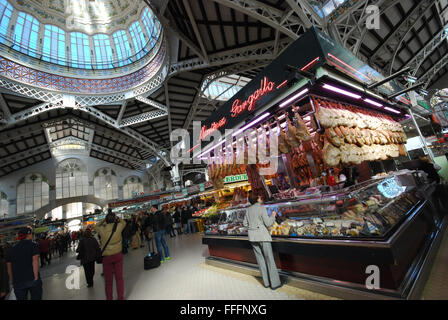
[{"x1": 202, "y1": 170, "x2": 446, "y2": 299}]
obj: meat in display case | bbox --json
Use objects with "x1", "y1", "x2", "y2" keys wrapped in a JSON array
[
  {"x1": 202, "y1": 170, "x2": 442, "y2": 298},
  {"x1": 204, "y1": 171, "x2": 422, "y2": 240}
]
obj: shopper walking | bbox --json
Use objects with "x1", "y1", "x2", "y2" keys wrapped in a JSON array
[
  {"x1": 37, "y1": 235, "x2": 51, "y2": 267},
  {"x1": 96, "y1": 212, "x2": 126, "y2": 300},
  {"x1": 6, "y1": 227, "x2": 43, "y2": 300},
  {"x1": 56, "y1": 234, "x2": 65, "y2": 257},
  {"x1": 76, "y1": 228, "x2": 101, "y2": 288},
  {"x1": 150, "y1": 205, "x2": 170, "y2": 263},
  {"x1": 0, "y1": 246, "x2": 9, "y2": 300},
  {"x1": 243, "y1": 192, "x2": 282, "y2": 290},
  {"x1": 173, "y1": 207, "x2": 182, "y2": 235}
]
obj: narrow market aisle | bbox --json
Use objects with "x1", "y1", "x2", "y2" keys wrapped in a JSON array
[
  {"x1": 421, "y1": 225, "x2": 448, "y2": 300},
  {"x1": 40, "y1": 233, "x2": 336, "y2": 300}
]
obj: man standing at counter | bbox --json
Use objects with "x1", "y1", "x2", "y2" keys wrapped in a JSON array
[{"x1": 243, "y1": 192, "x2": 282, "y2": 290}]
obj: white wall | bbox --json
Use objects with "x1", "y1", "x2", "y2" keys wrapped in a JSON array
[{"x1": 0, "y1": 154, "x2": 152, "y2": 217}]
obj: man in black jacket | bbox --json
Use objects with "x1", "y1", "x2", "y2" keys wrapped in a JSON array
[
  {"x1": 181, "y1": 206, "x2": 190, "y2": 234},
  {"x1": 76, "y1": 228, "x2": 100, "y2": 288},
  {"x1": 150, "y1": 206, "x2": 170, "y2": 263}
]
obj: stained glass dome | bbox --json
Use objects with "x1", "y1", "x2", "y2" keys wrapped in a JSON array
[{"x1": 0, "y1": 0, "x2": 162, "y2": 69}]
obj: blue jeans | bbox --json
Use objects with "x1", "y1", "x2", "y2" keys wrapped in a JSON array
[
  {"x1": 154, "y1": 230, "x2": 170, "y2": 260},
  {"x1": 14, "y1": 278, "x2": 43, "y2": 300},
  {"x1": 183, "y1": 222, "x2": 191, "y2": 234}
]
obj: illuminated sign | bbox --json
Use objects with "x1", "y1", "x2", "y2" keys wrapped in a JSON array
[
  {"x1": 199, "y1": 117, "x2": 227, "y2": 141},
  {"x1": 230, "y1": 77, "x2": 275, "y2": 118},
  {"x1": 223, "y1": 174, "x2": 248, "y2": 184}
]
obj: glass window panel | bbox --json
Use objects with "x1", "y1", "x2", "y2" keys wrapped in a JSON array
[
  {"x1": 42, "y1": 25, "x2": 66, "y2": 65},
  {"x1": 113, "y1": 30, "x2": 132, "y2": 67},
  {"x1": 13, "y1": 12, "x2": 40, "y2": 57},
  {"x1": 129, "y1": 21, "x2": 147, "y2": 60},
  {"x1": 70, "y1": 32, "x2": 91, "y2": 68},
  {"x1": 0, "y1": 0, "x2": 13, "y2": 44},
  {"x1": 93, "y1": 34, "x2": 113, "y2": 69}
]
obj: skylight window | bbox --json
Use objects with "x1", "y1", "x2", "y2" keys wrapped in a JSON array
[
  {"x1": 202, "y1": 75, "x2": 251, "y2": 101},
  {"x1": 13, "y1": 12, "x2": 40, "y2": 57},
  {"x1": 129, "y1": 21, "x2": 147, "y2": 60},
  {"x1": 311, "y1": 0, "x2": 349, "y2": 18},
  {"x1": 42, "y1": 25, "x2": 66, "y2": 66},
  {"x1": 71, "y1": 32, "x2": 91, "y2": 69},
  {"x1": 141, "y1": 7, "x2": 160, "y2": 48},
  {"x1": 113, "y1": 30, "x2": 132, "y2": 67},
  {"x1": 93, "y1": 34, "x2": 113, "y2": 69},
  {"x1": 0, "y1": 0, "x2": 13, "y2": 44}
]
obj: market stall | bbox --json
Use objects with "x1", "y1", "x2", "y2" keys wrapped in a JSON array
[{"x1": 197, "y1": 27, "x2": 446, "y2": 299}]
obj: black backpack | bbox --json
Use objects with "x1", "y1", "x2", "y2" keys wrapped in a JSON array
[{"x1": 122, "y1": 222, "x2": 133, "y2": 239}]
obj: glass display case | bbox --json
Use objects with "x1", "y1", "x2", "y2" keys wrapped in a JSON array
[{"x1": 204, "y1": 171, "x2": 423, "y2": 240}]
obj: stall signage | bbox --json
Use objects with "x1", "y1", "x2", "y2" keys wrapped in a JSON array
[
  {"x1": 174, "y1": 192, "x2": 184, "y2": 199},
  {"x1": 223, "y1": 174, "x2": 248, "y2": 184},
  {"x1": 231, "y1": 77, "x2": 275, "y2": 118},
  {"x1": 108, "y1": 195, "x2": 160, "y2": 208},
  {"x1": 199, "y1": 183, "x2": 205, "y2": 192},
  {"x1": 34, "y1": 226, "x2": 49, "y2": 233},
  {"x1": 182, "y1": 188, "x2": 188, "y2": 196},
  {"x1": 199, "y1": 117, "x2": 227, "y2": 141}
]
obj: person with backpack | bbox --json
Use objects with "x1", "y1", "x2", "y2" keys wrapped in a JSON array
[
  {"x1": 76, "y1": 228, "x2": 100, "y2": 288},
  {"x1": 150, "y1": 205, "x2": 170, "y2": 264},
  {"x1": 96, "y1": 211, "x2": 126, "y2": 300}
]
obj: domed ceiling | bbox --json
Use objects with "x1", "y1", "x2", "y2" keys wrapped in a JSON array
[{"x1": 16, "y1": 0, "x2": 146, "y2": 34}]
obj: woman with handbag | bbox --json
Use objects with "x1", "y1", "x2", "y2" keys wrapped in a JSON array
[
  {"x1": 96, "y1": 212, "x2": 126, "y2": 300},
  {"x1": 76, "y1": 228, "x2": 100, "y2": 288}
]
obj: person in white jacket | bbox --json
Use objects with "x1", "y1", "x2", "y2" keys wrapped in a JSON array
[{"x1": 243, "y1": 192, "x2": 282, "y2": 290}]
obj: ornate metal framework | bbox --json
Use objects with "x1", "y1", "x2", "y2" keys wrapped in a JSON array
[
  {"x1": 183, "y1": 60, "x2": 271, "y2": 129},
  {"x1": 211, "y1": 0, "x2": 307, "y2": 40},
  {"x1": 169, "y1": 38, "x2": 292, "y2": 76},
  {"x1": 369, "y1": 0, "x2": 436, "y2": 74}
]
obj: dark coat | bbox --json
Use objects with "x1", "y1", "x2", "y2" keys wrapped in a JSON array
[
  {"x1": 181, "y1": 208, "x2": 189, "y2": 224},
  {"x1": 0, "y1": 257, "x2": 9, "y2": 295},
  {"x1": 173, "y1": 210, "x2": 181, "y2": 223},
  {"x1": 150, "y1": 211, "x2": 167, "y2": 232},
  {"x1": 76, "y1": 236, "x2": 101, "y2": 265}
]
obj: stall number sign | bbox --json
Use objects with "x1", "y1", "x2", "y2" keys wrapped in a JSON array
[
  {"x1": 182, "y1": 188, "x2": 188, "y2": 196},
  {"x1": 223, "y1": 174, "x2": 248, "y2": 184}
]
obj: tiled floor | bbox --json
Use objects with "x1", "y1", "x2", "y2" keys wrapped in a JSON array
[
  {"x1": 40, "y1": 233, "x2": 335, "y2": 300},
  {"x1": 39, "y1": 230, "x2": 448, "y2": 300}
]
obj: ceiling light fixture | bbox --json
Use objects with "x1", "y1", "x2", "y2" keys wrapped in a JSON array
[
  {"x1": 364, "y1": 98, "x2": 383, "y2": 108},
  {"x1": 384, "y1": 106, "x2": 401, "y2": 114},
  {"x1": 323, "y1": 84, "x2": 361, "y2": 99},
  {"x1": 232, "y1": 112, "x2": 270, "y2": 137},
  {"x1": 279, "y1": 88, "x2": 309, "y2": 108}
]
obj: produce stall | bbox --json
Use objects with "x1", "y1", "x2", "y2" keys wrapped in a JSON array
[{"x1": 197, "y1": 27, "x2": 447, "y2": 299}]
